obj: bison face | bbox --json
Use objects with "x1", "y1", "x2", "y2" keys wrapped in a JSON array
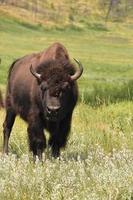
[
  {"x1": 40, "y1": 80, "x2": 71, "y2": 121},
  {"x1": 30, "y1": 58, "x2": 83, "y2": 121}
]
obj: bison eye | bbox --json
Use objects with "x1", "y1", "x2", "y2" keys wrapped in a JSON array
[
  {"x1": 40, "y1": 83, "x2": 47, "y2": 91},
  {"x1": 55, "y1": 91, "x2": 60, "y2": 97},
  {"x1": 59, "y1": 91, "x2": 62, "y2": 98},
  {"x1": 40, "y1": 85, "x2": 47, "y2": 92},
  {"x1": 62, "y1": 82, "x2": 69, "y2": 90}
]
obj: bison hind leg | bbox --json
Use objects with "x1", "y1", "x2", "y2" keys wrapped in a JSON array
[
  {"x1": 27, "y1": 125, "x2": 46, "y2": 161},
  {"x1": 48, "y1": 114, "x2": 72, "y2": 158},
  {"x1": 32, "y1": 138, "x2": 45, "y2": 161},
  {"x1": 3, "y1": 108, "x2": 16, "y2": 154},
  {"x1": 48, "y1": 137, "x2": 60, "y2": 158}
]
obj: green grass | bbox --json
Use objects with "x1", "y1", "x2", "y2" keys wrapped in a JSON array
[
  {"x1": 1, "y1": 101, "x2": 133, "y2": 156},
  {"x1": 0, "y1": 10, "x2": 133, "y2": 200}
]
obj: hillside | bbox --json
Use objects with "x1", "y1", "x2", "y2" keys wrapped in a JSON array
[
  {"x1": 0, "y1": 0, "x2": 133, "y2": 28},
  {"x1": 0, "y1": 2, "x2": 133, "y2": 105}
]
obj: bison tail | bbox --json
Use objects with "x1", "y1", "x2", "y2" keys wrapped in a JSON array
[{"x1": 0, "y1": 90, "x2": 4, "y2": 108}]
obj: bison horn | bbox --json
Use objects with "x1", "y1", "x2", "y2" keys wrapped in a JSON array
[
  {"x1": 30, "y1": 65, "x2": 41, "y2": 80},
  {"x1": 70, "y1": 58, "x2": 83, "y2": 81}
]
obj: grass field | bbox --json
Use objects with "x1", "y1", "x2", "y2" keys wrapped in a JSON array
[
  {"x1": 0, "y1": 13, "x2": 133, "y2": 104},
  {"x1": 0, "y1": 8, "x2": 133, "y2": 200}
]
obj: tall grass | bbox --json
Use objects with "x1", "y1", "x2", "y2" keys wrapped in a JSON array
[
  {"x1": 1, "y1": 148, "x2": 133, "y2": 200},
  {"x1": 80, "y1": 80, "x2": 133, "y2": 106},
  {"x1": 1, "y1": 102, "x2": 133, "y2": 199}
]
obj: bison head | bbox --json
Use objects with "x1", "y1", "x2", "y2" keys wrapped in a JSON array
[{"x1": 30, "y1": 59, "x2": 83, "y2": 121}]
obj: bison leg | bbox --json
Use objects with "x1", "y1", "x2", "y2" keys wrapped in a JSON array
[
  {"x1": 3, "y1": 108, "x2": 16, "y2": 154},
  {"x1": 27, "y1": 122, "x2": 46, "y2": 161},
  {"x1": 49, "y1": 114, "x2": 72, "y2": 158},
  {"x1": 48, "y1": 135, "x2": 60, "y2": 158}
]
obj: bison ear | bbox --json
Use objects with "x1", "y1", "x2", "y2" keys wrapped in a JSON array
[{"x1": 30, "y1": 65, "x2": 42, "y2": 81}]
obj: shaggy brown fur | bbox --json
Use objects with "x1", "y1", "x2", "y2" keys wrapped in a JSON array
[{"x1": 3, "y1": 42, "x2": 83, "y2": 160}]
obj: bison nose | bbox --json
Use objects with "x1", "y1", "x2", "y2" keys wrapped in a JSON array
[{"x1": 47, "y1": 106, "x2": 60, "y2": 114}]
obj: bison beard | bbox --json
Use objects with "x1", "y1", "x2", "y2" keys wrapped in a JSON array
[{"x1": 3, "y1": 42, "x2": 83, "y2": 160}]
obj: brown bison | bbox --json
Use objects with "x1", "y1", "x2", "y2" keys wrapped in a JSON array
[
  {"x1": 3, "y1": 42, "x2": 83, "y2": 160},
  {"x1": 0, "y1": 59, "x2": 4, "y2": 108}
]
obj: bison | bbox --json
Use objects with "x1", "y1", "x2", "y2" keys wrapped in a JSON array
[{"x1": 3, "y1": 42, "x2": 83, "y2": 160}]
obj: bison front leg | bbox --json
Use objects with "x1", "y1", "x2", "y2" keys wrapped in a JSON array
[{"x1": 27, "y1": 122, "x2": 46, "y2": 161}]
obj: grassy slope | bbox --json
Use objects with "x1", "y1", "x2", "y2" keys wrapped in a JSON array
[{"x1": 0, "y1": 5, "x2": 133, "y2": 200}]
